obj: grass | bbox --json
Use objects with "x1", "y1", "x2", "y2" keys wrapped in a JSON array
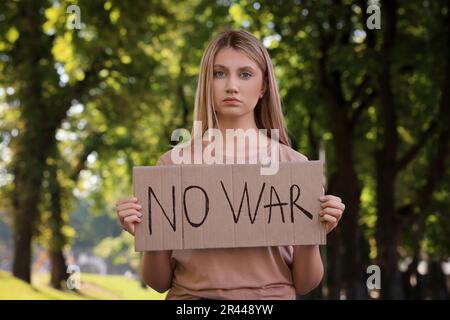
[{"x1": 0, "y1": 270, "x2": 167, "y2": 300}]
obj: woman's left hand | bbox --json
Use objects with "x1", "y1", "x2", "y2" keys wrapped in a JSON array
[{"x1": 319, "y1": 195, "x2": 345, "y2": 234}]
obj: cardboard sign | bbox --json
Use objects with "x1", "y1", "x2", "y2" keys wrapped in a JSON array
[{"x1": 133, "y1": 161, "x2": 326, "y2": 251}]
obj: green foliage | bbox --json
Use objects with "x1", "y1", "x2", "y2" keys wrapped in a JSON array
[
  {"x1": 0, "y1": 0, "x2": 448, "y2": 296},
  {"x1": 94, "y1": 232, "x2": 140, "y2": 270}
]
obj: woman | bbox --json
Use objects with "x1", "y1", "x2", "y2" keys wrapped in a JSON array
[{"x1": 116, "y1": 29, "x2": 345, "y2": 300}]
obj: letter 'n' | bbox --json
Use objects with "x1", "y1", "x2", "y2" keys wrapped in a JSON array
[{"x1": 148, "y1": 186, "x2": 176, "y2": 235}]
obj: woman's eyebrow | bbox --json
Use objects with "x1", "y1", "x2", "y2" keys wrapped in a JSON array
[{"x1": 213, "y1": 64, "x2": 256, "y2": 72}]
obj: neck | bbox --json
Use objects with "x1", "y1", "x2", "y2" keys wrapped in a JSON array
[
  {"x1": 212, "y1": 112, "x2": 272, "y2": 159},
  {"x1": 216, "y1": 112, "x2": 258, "y2": 136}
]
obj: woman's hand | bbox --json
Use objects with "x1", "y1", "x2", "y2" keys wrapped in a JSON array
[
  {"x1": 116, "y1": 196, "x2": 142, "y2": 235},
  {"x1": 319, "y1": 195, "x2": 345, "y2": 234}
]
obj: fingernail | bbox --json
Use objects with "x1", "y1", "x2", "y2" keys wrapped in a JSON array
[
  {"x1": 319, "y1": 196, "x2": 325, "y2": 201},
  {"x1": 138, "y1": 205, "x2": 142, "y2": 209}
]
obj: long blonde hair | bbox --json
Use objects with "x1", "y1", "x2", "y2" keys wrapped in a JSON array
[{"x1": 192, "y1": 28, "x2": 291, "y2": 146}]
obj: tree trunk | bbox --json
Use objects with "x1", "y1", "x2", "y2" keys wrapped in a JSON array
[
  {"x1": 375, "y1": 157, "x2": 400, "y2": 299},
  {"x1": 330, "y1": 113, "x2": 365, "y2": 299},
  {"x1": 427, "y1": 260, "x2": 449, "y2": 299},
  {"x1": 325, "y1": 225, "x2": 342, "y2": 299},
  {"x1": 11, "y1": 0, "x2": 59, "y2": 283},
  {"x1": 49, "y1": 250, "x2": 68, "y2": 289},
  {"x1": 374, "y1": 0, "x2": 401, "y2": 299},
  {"x1": 11, "y1": 0, "x2": 106, "y2": 283},
  {"x1": 13, "y1": 129, "x2": 54, "y2": 283},
  {"x1": 12, "y1": 185, "x2": 36, "y2": 283},
  {"x1": 48, "y1": 164, "x2": 68, "y2": 289},
  {"x1": 318, "y1": 74, "x2": 365, "y2": 299},
  {"x1": 316, "y1": 12, "x2": 367, "y2": 298}
]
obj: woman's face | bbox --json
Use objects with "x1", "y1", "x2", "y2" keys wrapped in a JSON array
[{"x1": 212, "y1": 47, "x2": 266, "y2": 122}]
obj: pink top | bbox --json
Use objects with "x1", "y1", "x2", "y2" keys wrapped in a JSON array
[{"x1": 155, "y1": 140, "x2": 308, "y2": 300}]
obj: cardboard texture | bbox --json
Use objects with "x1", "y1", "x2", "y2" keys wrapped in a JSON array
[{"x1": 133, "y1": 161, "x2": 326, "y2": 251}]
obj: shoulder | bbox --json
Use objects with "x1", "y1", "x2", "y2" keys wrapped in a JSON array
[
  {"x1": 156, "y1": 144, "x2": 191, "y2": 165},
  {"x1": 156, "y1": 149, "x2": 175, "y2": 166},
  {"x1": 279, "y1": 143, "x2": 309, "y2": 162}
]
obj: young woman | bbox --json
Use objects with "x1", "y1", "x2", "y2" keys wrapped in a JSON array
[{"x1": 116, "y1": 29, "x2": 345, "y2": 300}]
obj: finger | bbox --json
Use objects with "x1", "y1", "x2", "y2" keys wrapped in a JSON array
[
  {"x1": 320, "y1": 195, "x2": 341, "y2": 203},
  {"x1": 320, "y1": 207, "x2": 343, "y2": 219},
  {"x1": 319, "y1": 195, "x2": 341, "y2": 203},
  {"x1": 320, "y1": 214, "x2": 337, "y2": 224},
  {"x1": 320, "y1": 200, "x2": 345, "y2": 211},
  {"x1": 128, "y1": 224, "x2": 135, "y2": 235},
  {"x1": 325, "y1": 223, "x2": 336, "y2": 234},
  {"x1": 320, "y1": 219, "x2": 336, "y2": 234},
  {"x1": 124, "y1": 215, "x2": 142, "y2": 225},
  {"x1": 117, "y1": 197, "x2": 138, "y2": 206},
  {"x1": 122, "y1": 224, "x2": 135, "y2": 236},
  {"x1": 117, "y1": 202, "x2": 142, "y2": 212},
  {"x1": 118, "y1": 209, "x2": 142, "y2": 219}
]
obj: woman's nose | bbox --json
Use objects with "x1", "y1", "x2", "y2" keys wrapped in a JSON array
[
  {"x1": 226, "y1": 87, "x2": 238, "y2": 94},
  {"x1": 225, "y1": 76, "x2": 238, "y2": 94}
]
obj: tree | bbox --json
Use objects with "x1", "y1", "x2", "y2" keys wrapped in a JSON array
[{"x1": 0, "y1": 0, "x2": 174, "y2": 283}]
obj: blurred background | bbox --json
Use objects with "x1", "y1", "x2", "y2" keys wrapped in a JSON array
[{"x1": 0, "y1": 0, "x2": 448, "y2": 300}]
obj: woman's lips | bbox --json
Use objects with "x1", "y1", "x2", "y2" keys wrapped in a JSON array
[{"x1": 223, "y1": 98, "x2": 242, "y2": 105}]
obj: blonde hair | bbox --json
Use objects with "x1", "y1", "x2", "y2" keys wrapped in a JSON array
[{"x1": 192, "y1": 28, "x2": 291, "y2": 146}]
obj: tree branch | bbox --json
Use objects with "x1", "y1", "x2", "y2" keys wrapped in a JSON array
[
  {"x1": 69, "y1": 131, "x2": 105, "y2": 181},
  {"x1": 349, "y1": 75, "x2": 370, "y2": 106},
  {"x1": 349, "y1": 90, "x2": 376, "y2": 129},
  {"x1": 395, "y1": 120, "x2": 438, "y2": 171}
]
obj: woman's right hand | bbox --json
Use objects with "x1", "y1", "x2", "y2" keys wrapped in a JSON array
[{"x1": 116, "y1": 196, "x2": 142, "y2": 235}]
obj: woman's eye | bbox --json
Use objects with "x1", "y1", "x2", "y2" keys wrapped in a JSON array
[
  {"x1": 213, "y1": 70, "x2": 252, "y2": 79},
  {"x1": 213, "y1": 70, "x2": 225, "y2": 78}
]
